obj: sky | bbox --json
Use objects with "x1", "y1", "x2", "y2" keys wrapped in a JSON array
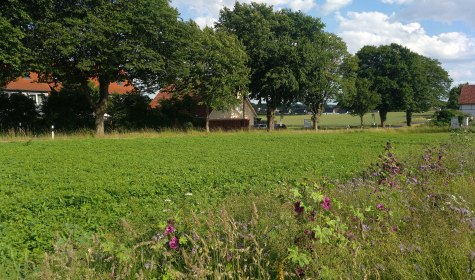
[{"x1": 170, "y1": 0, "x2": 475, "y2": 86}]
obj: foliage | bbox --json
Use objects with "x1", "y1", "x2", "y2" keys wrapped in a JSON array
[
  {"x1": 0, "y1": 93, "x2": 38, "y2": 133},
  {"x1": 182, "y1": 25, "x2": 250, "y2": 132},
  {"x1": 432, "y1": 109, "x2": 469, "y2": 126},
  {"x1": 107, "y1": 93, "x2": 155, "y2": 131},
  {"x1": 156, "y1": 94, "x2": 204, "y2": 129},
  {"x1": 340, "y1": 77, "x2": 381, "y2": 127},
  {"x1": 447, "y1": 83, "x2": 466, "y2": 110},
  {"x1": 217, "y1": 3, "x2": 326, "y2": 130},
  {"x1": 301, "y1": 33, "x2": 352, "y2": 130},
  {"x1": 356, "y1": 44, "x2": 451, "y2": 127},
  {"x1": 31, "y1": 0, "x2": 188, "y2": 134},
  {"x1": 41, "y1": 84, "x2": 95, "y2": 131}
]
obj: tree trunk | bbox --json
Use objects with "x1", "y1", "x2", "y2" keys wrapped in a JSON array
[
  {"x1": 406, "y1": 110, "x2": 412, "y2": 127},
  {"x1": 266, "y1": 105, "x2": 275, "y2": 132},
  {"x1": 205, "y1": 106, "x2": 210, "y2": 133},
  {"x1": 360, "y1": 115, "x2": 364, "y2": 128},
  {"x1": 312, "y1": 112, "x2": 318, "y2": 131},
  {"x1": 379, "y1": 110, "x2": 387, "y2": 128},
  {"x1": 311, "y1": 104, "x2": 322, "y2": 131},
  {"x1": 95, "y1": 77, "x2": 109, "y2": 136}
]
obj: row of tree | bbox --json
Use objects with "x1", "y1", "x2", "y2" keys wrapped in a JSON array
[{"x1": 1, "y1": 1, "x2": 453, "y2": 133}]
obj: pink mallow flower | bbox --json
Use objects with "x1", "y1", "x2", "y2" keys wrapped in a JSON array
[
  {"x1": 377, "y1": 203, "x2": 385, "y2": 210},
  {"x1": 169, "y1": 237, "x2": 179, "y2": 250},
  {"x1": 164, "y1": 224, "x2": 175, "y2": 235},
  {"x1": 322, "y1": 196, "x2": 331, "y2": 211}
]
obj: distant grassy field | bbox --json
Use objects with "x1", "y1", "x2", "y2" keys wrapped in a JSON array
[
  {"x1": 264, "y1": 111, "x2": 433, "y2": 129},
  {"x1": 0, "y1": 130, "x2": 451, "y2": 269}
]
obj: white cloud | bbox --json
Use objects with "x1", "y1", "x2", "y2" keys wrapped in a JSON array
[
  {"x1": 322, "y1": 0, "x2": 352, "y2": 15},
  {"x1": 381, "y1": 0, "x2": 413, "y2": 4},
  {"x1": 336, "y1": 11, "x2": 475, "y2": 83},
  {"x1": 171, "y1": 0, "x2": 330, "y2": 28},
  {"x1": 398, "y1": 0, "x2": 475, "y2": 28}
]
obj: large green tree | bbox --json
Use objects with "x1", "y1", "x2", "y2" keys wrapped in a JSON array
[
  {"x1": 341, "y1": 77, "x2": 380, "y2": 127},
  {"x1": 356, "y1": 43, "x2": 450, "y2": 127},
  {"x1": 217, "y1": 3, "x2": 325, "y2": 131},
  {"x1": 31, "y1": 0, "x2": 187, "y2": 135},
  {"x1": 183, "y1": 26, "x2": 249, "y2": 132},
  {"x1": 404, "y1": 53, "x2": 451, "y2": 126},
  {"x1": 356, "y1": 44, "x2": 408, "y2": 127},
  {"x1": 300, "y1": 33, "x2": 351, "y2": 131}
]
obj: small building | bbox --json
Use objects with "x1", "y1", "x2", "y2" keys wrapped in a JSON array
[
  {"x1": 2, "y1": 72, "x2": 53, "y2": 105},
  {"x1": 150, "y1": 88, "x2": 257, "y2": 129},
  {"x1": 459, "y1": 84, "x2": 475, "y2": 116}
]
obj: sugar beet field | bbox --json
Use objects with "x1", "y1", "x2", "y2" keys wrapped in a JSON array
[{"x1": 0, "y1": 131, "x2": 451, "y2": 268}]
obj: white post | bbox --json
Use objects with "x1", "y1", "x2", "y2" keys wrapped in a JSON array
[{"x1": 51, "y1": 125, "x2": 55, "y2": 140}]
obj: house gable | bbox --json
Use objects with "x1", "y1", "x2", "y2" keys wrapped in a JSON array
[{"x1": 459, "y1": 85, "x2": 475, "y2": 116}]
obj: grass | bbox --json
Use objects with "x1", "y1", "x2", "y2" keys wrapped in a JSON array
[
  {"x1": 267, "y1": 111, "x2": 434, "y2": 129},
  {"x1": 0, "y1": 128, "x2": 463, "y2": 278},
  {"x1": 26, "y1": 130, "x2": 475, "y2": 279}
]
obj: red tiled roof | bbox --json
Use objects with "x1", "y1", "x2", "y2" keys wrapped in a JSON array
[
  {"x1": 4, "y1": 73, "x2": 52, "y2": 92},
  {"x1": 3, "y1": 72, "x2": 134, "y2": 95},
  {"x1": 459, "y1": 85, "x2": 475, "y2": 105},
  {"x1": 150, "y1": 91, "x2": 172, "y2": 109}
]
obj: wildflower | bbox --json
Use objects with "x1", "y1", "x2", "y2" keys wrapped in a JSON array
[
  {"x1": 310, "y1": 209, "x2": 316, "y2": 222},
  {"x1": 295, "y1": 267, "x2": 305, "y2": 278},
  {"x1": 144, "y1": 262, "x2": 152, "y2": 270},
  {"x1": 185, "y1": 192, "x2": 193, "y2": 196},
  {"x1": 362, "y1": 224, "x2": 370, "y2": 231},
  {"x1": 391, "y1": 225, "x2": 398, "y2": 232},
  {"x1": 377, "y1": 203, "x2": 385, "y2": 210},
  {"x1": 164, "y1": 224, "x2": 175, "y2": 235},
  {"x1": 322, "y1": 196, "x2": 330, "y2": 211},
  {"x1": 304, "y1": 229, "x2": 316, "y2": 240},
  {"x1": 294, "y1": 201, "x2": 304, "y2": 215},
  {"x1": 169, "y1": 237, "x2": 179, "y2": 250},
  {"x1": 347, "y1": 231, "x2": 355, "y2": 241}
]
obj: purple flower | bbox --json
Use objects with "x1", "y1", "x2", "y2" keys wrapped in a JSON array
[
  {"x1": 322, "y1": 196, "x2": 330, "y2": 211},
  {"x1": 377, "y1": 203, "x2": 385, "y2": 210},
  {"x1": 294, "y1": 201, "x2": 304, "y2": 215},
  {"x1": 295, "y1": 267, "x2": 305, "y2": 278},
  {"x1": 169, "y1": 237, "x2": 179, "y2": 250},
  {"x1": 164, "y1": 224, "x2": 175, "y2": 235}
]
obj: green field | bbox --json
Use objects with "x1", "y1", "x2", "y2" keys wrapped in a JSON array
[
  {"x1": 267, "y1": 111, "x2": 433, "y2": 129},
  {"x1": 0, "y1": 130, "x2": 450, "y2": 264}
]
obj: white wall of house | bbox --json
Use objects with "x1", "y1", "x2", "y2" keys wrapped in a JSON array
[
  {"x1": 209, "y1": 100, "x2": 257, "y2": 126},
  {"x1": 460, "y1": 104, "x2": 475, "y2": 116},
  {"x1": 2, "y1": 91, "x2": 46, "y2": 106}
]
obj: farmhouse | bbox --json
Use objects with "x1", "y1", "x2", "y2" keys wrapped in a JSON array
[
  {"x1": 459, "y1": 84, "x2": 475, "y2": 116},
  {"x1": 150, "y1": 88, "x2": 258, "y2": 129},
  {"x1": 2, "y1": 72, "x2": 134, "y2": 105}
]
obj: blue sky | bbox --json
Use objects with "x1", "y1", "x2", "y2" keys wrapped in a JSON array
[{"x1": 170, "y1": 0, "x2": 475, "y2": 85}]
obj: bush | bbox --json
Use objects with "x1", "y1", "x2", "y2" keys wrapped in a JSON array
[
  {"x1": 432, "y1": 109, "x2": 469, "y2": 126},
  {"x1": 107, "y1": 93, "x2": 156, "y2": 131},
  {"x1": 0, "y1": 93, "x2": 38, "y2": 133},
  {"x1": 41, "y1": 86, "x2": 95, "y2": 131}
]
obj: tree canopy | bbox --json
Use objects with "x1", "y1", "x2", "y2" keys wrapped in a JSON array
[
  {"x1": 31, "y1": 0, "x2": 188, "y2": 135},
  {"x1": 217, "y1": 3, "x2": 326, "y2": 130},
  {"x1": 183, "y1": 25, "x2": 250, "y2": 132},
  {"x1": 356, "y1": 43, "x2": 451, "y2": 127}
]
